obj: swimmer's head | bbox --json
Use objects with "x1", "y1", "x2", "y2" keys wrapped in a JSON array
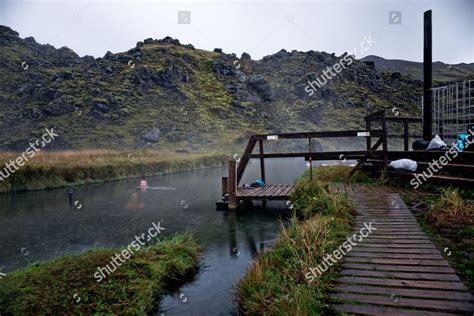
[{"x1": 139, "y1": 179, "x2": 148, "y2": 191}]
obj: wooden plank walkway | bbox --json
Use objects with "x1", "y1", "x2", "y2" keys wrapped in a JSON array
[
  {"x1": 331, "y1": 190, "x2": 474, "y2": 315},
  {"x1": 237, "y1": 184, "x2": 294, "y2": 200}
]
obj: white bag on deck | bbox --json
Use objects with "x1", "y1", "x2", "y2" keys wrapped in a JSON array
[
  {"x1": 389, "y1": 159, "x2": 417, "y2": 172},
  {"x1": 427, "y1": 135, "x2": 447, "y2": 150}
]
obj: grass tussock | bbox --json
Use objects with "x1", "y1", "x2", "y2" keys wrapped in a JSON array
[
  {"x1": 0, "y1": 150, "x2": 226, "y2": 193},
  {"x1": 0, "y1": 231, "x2": 200, "y2": 315},
  {"x1": 427, "y1": 188, "x2": 474, "y2": 228},
  {"x1": 237, "y1": 170, "x2": 355, "y2": 315},
  {"x1": 407, "y1": 188, "x2": 474, "y2": 290}
]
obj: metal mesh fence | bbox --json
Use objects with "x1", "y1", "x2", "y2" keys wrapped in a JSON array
[{"x1": 424, "y1": 79, "x2": 474, "y2": 143}]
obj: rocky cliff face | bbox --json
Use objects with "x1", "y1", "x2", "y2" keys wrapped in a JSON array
[{"x1": 0, "y1": 25, "x2": 423, "y2": 151}]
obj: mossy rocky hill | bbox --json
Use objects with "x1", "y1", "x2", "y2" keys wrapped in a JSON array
[{"x1": 1, "y1": 25, "x2": 423, "y2": 151}]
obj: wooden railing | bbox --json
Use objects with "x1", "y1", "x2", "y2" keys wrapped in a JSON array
[
  {"x1": 235, "y1": 110, "x2": 424, "y2": 185},
  {"x1": 365, "y1": 110, "x2": 422, "y2": 152},
  {"x1": 223, "y1": 110, "x2": 425, "y2": 209},
  {"x1": 236, "y1": 129, "x2": 387, "y2": 185}
]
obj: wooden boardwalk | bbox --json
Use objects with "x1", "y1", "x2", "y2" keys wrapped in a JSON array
[
  {"x1": 331, "y1": 190, "x2": 474, "y2": 315},
  {"x1": 237, "y1": 184, "x2": 294, "y2": 200}
]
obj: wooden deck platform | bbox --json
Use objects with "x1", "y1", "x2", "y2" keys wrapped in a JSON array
[
  {"x1": 331, "y1": 191, "x2": 474, "y2": 315},
  {"x1": 237, "y1": 184, "x2": 295, "y2": 200}
]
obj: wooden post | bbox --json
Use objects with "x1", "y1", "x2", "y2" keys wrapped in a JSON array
[
  {"x1": 258, "y1": 140, "x2": 267, "y2": 209},
  {"x1": 222, "y1": 176, "x2": 228, "y2": 195},
  {"x1": 228, "y1": 160, "x2": 237, "y2": 210},
  {"x1": 258, "y1": 139, "x2": 266, "y2": 183},
  {"x1": 423, "y1": 10, "x2": 433, "y2": 141},
  {"x1": 366, "y1": 119, "x2": 372, "y2": 151},
  {"x1": 403, "y1": 119, "x2": 409, "y2": 151},
  {"x1": 309, "y1": 138, "x2": 313, "y2": 179},
  {"x1": 381, "y1": 111, "x2": 389, "y2": 176}
]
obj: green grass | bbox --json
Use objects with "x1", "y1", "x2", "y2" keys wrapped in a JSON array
[
  {"x1": 0, "y1": 231, "x2": 200, "y2": 314},
  {"x1": 423, "y1": 188, "x2": 474, "y2": 289},
  {"x1": 237, "y1": 170, "x2": 355, "y2": 315},
  {"x1": 0, "y1": 150, "x2": 227, "y2": 193},
  {"x1": 312, "y1": 164, "x2": 382, "y2": 185}
]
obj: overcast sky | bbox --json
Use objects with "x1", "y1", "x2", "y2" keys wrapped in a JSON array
[{"x1": 0, "y1": 0, "x2": 472, "y2": 63}]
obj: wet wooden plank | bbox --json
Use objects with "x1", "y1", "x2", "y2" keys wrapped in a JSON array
[
  {"x1": 347, "y1": 252, "x2": 444, "y2": 260},
  {"x1": 337, "y1": 276, "x2": 467, "y2": 290},
  {"x1": 344, "y1": 257, "x2": 449, "y2": 266},
  {"x1": 336, "y1": 285, "x2": 474, "y2": 301},
  {"x1": 353, "y1": 230, "x2": 424, "y2": 234},
  {"x1": 257, "y1": 184, "x2": 275, "y2": 197},
  {"x1": 358, "y1": 235, "x2": 428, "y2": 239},
  {"x1": 354, "y1": 221, "x2": 420, "y2": 224},
  {"x1": 333, "y1": 303, "x2": 459, "y2": 315},
  {"x1": 351, "y1": 247, "x2": 440, "y2": 254},
  {"x1": 356, "y1": 217, "x2": 416, "y2": 220},
  {"x1": 331, "y1": 293, "x2": 474, "y2": 312},
  {"x1": 342, "y1": 263, "x2": 456, "y2": 274},
  {"x1": 272, "y1": 184, "x2": 287, "y2": 196},
  {"x1": 281, "y1": 184, "x2": 295, "y2": 196},
  {"x1": 359, "y1": 239, "x2": 434, "y2": 244},
  {"x1": 237, "y1": 184, "x2": 294, "y2": 198},
  {"x1": 358, "y1": 243, "x2": 437, "y2": 249},
  {"x1": 340, "y1": 269, "x2": 460, "y2": 281}
]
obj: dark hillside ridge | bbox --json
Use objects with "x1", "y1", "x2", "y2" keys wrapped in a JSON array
[
  {"x1": 1, "y1": 25, "x2": 427, "y2": 151},
  {"x1": 362, "y1": 55, "x2": 474, "y2": 82}
]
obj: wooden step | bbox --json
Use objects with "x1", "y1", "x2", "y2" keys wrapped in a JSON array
[{"x1": 386, "y1": 171, "x2": 474, "y2": 188}]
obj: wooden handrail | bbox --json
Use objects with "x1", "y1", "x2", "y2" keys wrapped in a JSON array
[
  {"x1": 235, "y1": 110, "x2": 424, "y2": 186},
  {"x1": 252, "y1": 130, "x2": 385, "y2": 140}
]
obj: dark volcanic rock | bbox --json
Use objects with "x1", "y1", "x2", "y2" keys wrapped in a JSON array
[
  {"x1": 391, "y1": 72, "x2": 402, "y2": 80},
  {"x1": 363, "y1": 61, "x2": 376, "y2": 70},
  {"x1": 247, "y1": 75, "x2": 276, "y2": 101},
  {"x1": 133, "y1": 60, "x2": 189, "y2": 89},
  {"x1": 212, "y1": 61, "x2": 236, "y2": 77},
  {"x1": 142, "y1": 127, "x2": 161, "y2": 142},
  {"x1": 43, "y1": 102, "x2": 75, "y2": 117},
  {"x1": 241, "y1": 52, "x2": 251, "y2": 60},
  {"x1": 92, "y1": 102, "x2": 109, "y2": 113},
  {"x1": 0, "y1": 25, "x2": 19, "y2": 37},
  {"x1": 157, "y1": 36, "x2": 181, "y2": 45},
  {"x1": 54, "y1": 70, "x2": 74, "y2": 80}
]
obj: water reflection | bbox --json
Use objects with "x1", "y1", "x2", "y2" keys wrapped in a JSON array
[{"x1": 0, "y1": 158, "x2": 313, "y2": 315}]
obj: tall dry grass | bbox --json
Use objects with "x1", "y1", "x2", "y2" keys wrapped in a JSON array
[
  {"x1": 0, "y1": 150, "x2": 227, "y2": 193},
  {"x1": 237, "y1": 170, "x2": 355, "y2": 315},
  {"x1": 427, "y1": 188, "x2": 474, "y2": 227}
]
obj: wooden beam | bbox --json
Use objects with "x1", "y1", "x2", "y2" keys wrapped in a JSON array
[
  {"x1": 236, "y1": 137, "x2": 257, "y2": 185},
  {"x1": 366, "y1": 119, "x2": 371, "y2": 151},
  {"x1": 228, "y1": 160, "x2": 237, "y2": 210},
  {"x1": 258, "y1": 139, "x2": 266, "y2": 183},
  {"x1": 365, "y1": 110, "x2": 386, "y2": 121},
  {"x1": 385, "y1": 117, "x2": 422, "y2": 123},
  {"x1": 404, "y1": 120, "x2": 410, "y2": 151},
  {"x1": 221, "y1": 176, "x2": 228, "y2": 195},
  {"x1": 381, "y1": 111, "x2": 389, "y2": 175},
  {"x1": 253, "y1": 130, "x2": 385, "y2": 140}
]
